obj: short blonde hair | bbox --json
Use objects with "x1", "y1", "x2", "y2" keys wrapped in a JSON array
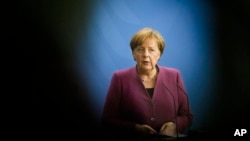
[{"x1": 130, "y1": 27, "x2": 165, "y2": 55}]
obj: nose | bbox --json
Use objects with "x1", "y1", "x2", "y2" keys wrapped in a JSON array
[{"x1": 143, "y1": 49, "x2": 150, "y2": 58}]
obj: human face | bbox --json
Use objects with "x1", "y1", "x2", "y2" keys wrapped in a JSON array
[{"x1": 133, "y1": 38, "x2": 161, "y2": 72}]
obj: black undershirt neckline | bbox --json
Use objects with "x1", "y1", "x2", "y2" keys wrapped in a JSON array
[{"x1": 146, "y1": 88, "x2": 154, "y2": 98}]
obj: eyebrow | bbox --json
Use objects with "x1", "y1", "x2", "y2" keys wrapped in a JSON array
[{"x1": 138, "y1": 45, "x2": 157, "y2": 49}]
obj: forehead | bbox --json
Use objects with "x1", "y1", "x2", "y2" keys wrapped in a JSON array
[{"x1": 140, "y1": 38, "x2": 158, "y2": 47}]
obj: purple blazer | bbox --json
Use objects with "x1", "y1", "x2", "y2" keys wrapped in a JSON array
[{"x1": 102, "y1": 65, "x2": 193, "y2": 133}]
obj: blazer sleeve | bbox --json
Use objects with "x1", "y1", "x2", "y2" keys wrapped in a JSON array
[
  {"x1": 175, "y1": 70, "x2": 193, "y2": 133},
  {"x1": 101, "y1": 72, "x2": 136, "y2": 133}
]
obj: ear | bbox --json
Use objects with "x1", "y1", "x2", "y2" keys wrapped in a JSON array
[
  {"x1": 133, "y1": 56, "x2": 136, "y2": 61},
  {"x1": 158, "y1": 53, "x2": 162, "y2": 61},
  {"x1": 132, "y1": 52, "x2": 136, "y2": 61}
]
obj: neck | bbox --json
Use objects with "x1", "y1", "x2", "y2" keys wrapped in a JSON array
[{"x1": 137, "y1": 66, "x2": 158, "y2": 81}]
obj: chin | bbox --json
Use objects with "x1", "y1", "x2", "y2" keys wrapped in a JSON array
[{"x1": 141, "y1": 66, "x2": 153, "y2": 71}]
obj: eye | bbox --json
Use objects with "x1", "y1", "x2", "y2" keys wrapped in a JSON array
[{"x1": 137, "y1": 47, "x2": 144, "y2": 52}]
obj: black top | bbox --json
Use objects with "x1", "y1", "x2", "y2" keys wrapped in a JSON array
[{"x1": 146, "y1": 88, "x2": 154, "y2": 98}]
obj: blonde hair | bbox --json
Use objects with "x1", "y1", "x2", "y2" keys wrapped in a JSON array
[{"x1": 130, "y1": 27, "x2": 165, "y2": 55}]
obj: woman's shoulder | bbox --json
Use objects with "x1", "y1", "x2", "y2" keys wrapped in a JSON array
[
  {"x1": 159, "y1": 66, "x2": 180, "y2": 74},
  {"x1": 113, "y1": 67, "x2": 135, "y2": 76}
]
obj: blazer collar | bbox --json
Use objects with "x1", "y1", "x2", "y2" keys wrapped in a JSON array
[{"x1": 131, "y1": 65, "x2": 165, "y2": 85}]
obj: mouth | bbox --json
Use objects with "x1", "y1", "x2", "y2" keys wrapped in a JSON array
[{"x1": 142, "y1": 61, "x2": 150, "y2": 64}]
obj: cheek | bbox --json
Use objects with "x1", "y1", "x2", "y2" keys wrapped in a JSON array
[{"x1": 153, "y1": 54, "x2": 161, "y2": 61}]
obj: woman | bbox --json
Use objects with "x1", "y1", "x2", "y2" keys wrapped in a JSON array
[{"x1": 101, "y1": 27, "x2": 193, "y2": 138}]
